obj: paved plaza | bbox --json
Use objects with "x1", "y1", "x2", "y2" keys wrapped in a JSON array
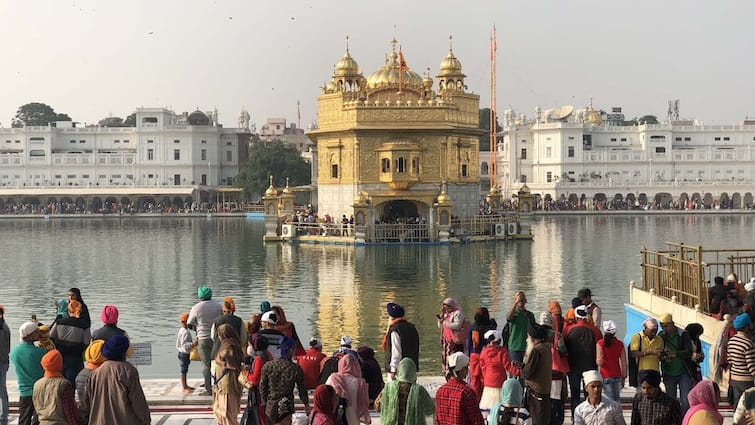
[{"x1": 1, "y1": 377, "x2": 737, "y2": 424}]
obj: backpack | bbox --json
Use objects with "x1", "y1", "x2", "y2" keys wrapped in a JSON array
[
  {"x1": 500, "y1": 322, "x2": 511, "y2": 347},
  {"x1": 318, "y1": 353, "x2": 343, "y2": 385}
]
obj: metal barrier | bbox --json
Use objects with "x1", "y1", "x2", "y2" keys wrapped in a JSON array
[
  {"x1": 370, "y1": 224, "x2": 431, "y2": 243},
  {"x1": 451, "y1": 215, "x2": 518, "y2": 236},
  {"x1": 640, "y1": 242, "x2": 755, "y2": 313}
]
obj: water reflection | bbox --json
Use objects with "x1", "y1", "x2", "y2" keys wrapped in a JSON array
[{"x1": 0, "y1": 214, "x2": 753, "y2": 377}]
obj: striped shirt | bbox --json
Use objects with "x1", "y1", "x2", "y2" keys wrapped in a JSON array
[
  {"x1": 727, "y1": 332, "x2": 755, "y2": 381},
  {"x1": 574, "y1": 397, "x2": 626, "y2": 425}
]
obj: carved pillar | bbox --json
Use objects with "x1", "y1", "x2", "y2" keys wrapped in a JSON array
[
  {"x1": 262, "y1": 176, "x2": 280, "y2": 240},
  {"x1": 435, "y1": 183, "x2": 452, "y2": 243}
]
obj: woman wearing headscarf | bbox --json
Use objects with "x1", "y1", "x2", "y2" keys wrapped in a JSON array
[
  {"x1": 357, "y1": 345, "x2": 384, "y2": 407},
  {"x1": 240, "y1": 336, "x2": 270, "y2": 425},
  {"x1": 489, "y1": 378, "x2": 532, "y2": 425},
  {"x1": 49, "y1": 299, "x2": 92, "y2": 385},
  {"x1": 67, "y1": 288, "x2": 91, "y2": 329},
  {"x1": 213, "y1": 324, "x2": 244, "y2": 425},
  {"x1": 596, "y1": 320, "x2": 627, "y2": 402},
  {"x1": 682, "y1": 380, "x2": 722, "y2": 425},
  {"x1": 75, "y1": 340, "x2": 106, "y2": 425},
  {"x1": 86, "y1": 334, "x2": 150, "y2": 425},
  {"x1": 248, "y1": 300, "x2": 272, "y2": 339},
  {"x1": 685, "y1": 323, "x2": 705, "y2": 385},
  {"x1": 309, "y1": 385, "x2": 339, "y2": 425},
  {"x1": 270, "y1": 305, "x2": 305, "y2": 357},
  {"x1": 438, "y1": 298, "x2": 465, "y2": 373},
  {"x1": 32, "y1": 349, "x2": 78, "y2": 425},
  {"x1": 376, "y1": 357, "x2": 434, "y2": 425},
  {"x1": 326, "y1": 354, "x2": 371, "y2": 425}
]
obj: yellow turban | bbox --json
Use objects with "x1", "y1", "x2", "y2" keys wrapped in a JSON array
[{"x1": 85, "y1": 340, "x2": 107, "y2": 369}]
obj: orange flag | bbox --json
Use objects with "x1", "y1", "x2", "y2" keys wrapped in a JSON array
[{"x1": 399, "y1": 48, "x2": 409, "y2": 71}]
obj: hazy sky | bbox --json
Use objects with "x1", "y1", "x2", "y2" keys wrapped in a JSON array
[{"x1": 1, "y1": 0, "x2": 753, "y2": 128}]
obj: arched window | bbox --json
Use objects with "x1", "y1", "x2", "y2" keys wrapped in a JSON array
[
  {"x1": 381, "y1": 158, "x2": 390, "y2": 173},
  {"x1": 481, "y1": 162, "x2": 489, "y2": 175},
  {"x1": 396, "y1": 157, "x2": 406, "y2": 173}
]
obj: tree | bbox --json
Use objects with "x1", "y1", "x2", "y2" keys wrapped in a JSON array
[
  {"x1": 11, "y1": 103, "x2": 72, "y2": 127},
  {"x1": 98, "y1": 116, "x2": 125, "y2": 127},
  {"x1": 478, "y1": 108, "x2": 502, "y2": 151},
  {"x1": 123, "y1": 113, "x2": 136, "y2": 127},
  {"x1": 236, "y1": 141, "x2": 311, "y2": 197},
  {"x1": 637, "y1": 115, "x2": 659, "y2": 125}
]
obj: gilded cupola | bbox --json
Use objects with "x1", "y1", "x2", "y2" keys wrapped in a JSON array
[
  {"x1": 365, "y1": 38, "x2": 423, "y2": 93},
  {"x1": 324, "y1": 36, "x2": 364, "y2": 94},
  {"x1": 585, "y1": 97, "x2": 603, "y2": 125},
  {"x1": 436, "y1": 36, "x2": 467, "y2": 94}
]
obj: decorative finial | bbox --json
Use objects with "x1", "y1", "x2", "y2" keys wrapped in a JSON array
[
  {"x1": 390, "y1": 37, "x2": 397, "y2": 53},
  {"x1": 269, "y1": 175, "x2": 273, "y2": 186},
  {"x1": 345, "y1": 34, "x2": 350, "y2": 54},
  {"x1": 285, "y1": 177, "x2": 290, "y2": 188},
  {"x1": 589, "y1": 97, "x2": 594, "y2": 109},
  {"x1": 449, "y1": 35, "x2": 453, "y2": 53}
]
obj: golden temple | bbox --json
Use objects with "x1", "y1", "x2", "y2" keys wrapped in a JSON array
[{"x1": 306, "y1": 37, "x2": 484, "y2": 223}]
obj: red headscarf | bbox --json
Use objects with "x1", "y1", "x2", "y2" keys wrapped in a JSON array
[{"x1": 312, "y1": 384, "x2": 338, "y2": 425}]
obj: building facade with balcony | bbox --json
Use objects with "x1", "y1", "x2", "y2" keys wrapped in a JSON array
[
  {"x1": 0, "y1": 107, "x2": 250, "y2": 209},
  {"x1": 498, "y1": 104, "x2": 755, "y2": 208}
]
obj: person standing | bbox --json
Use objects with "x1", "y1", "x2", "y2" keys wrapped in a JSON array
[
  {"x1": 434, "y1": 352, "x2": 485, "y2": 425},
  {"x1": 259, "y1": 337, "x2": 310, "y2": 425},
  {"x1": 578, "y1": 288, "x2": 602, "y2": 326},
  {"x1": 438, "y1": 298, "x2": 465, "y2": 373},
  {"x1": 726, "y1": 313, "x2": 755, "y2": 409},
  {"x1": 629, "y1": 318, "x2": 664, "y2": 387},
  {"x1": 91, "y1": 305, "x2": 127, "y2": 342},
  {"x1": 479, "y1": 330, "x2": 518, "y2": 410},
  {"x1": 383, "y1": 302, "x2": 420, "y2": 381},
  {"x1": 506, "y1": 291, "x2": 535, "y2": 366},
  {"x1": 210, "y1": 297, "x2": 244, "y2": 377},
  {"x1": 32, "y1": 349, "x2": 78, "y2": 425},
  {"x1": 630, "y1": 369, "x2": 681, "y2": 425},
  {"x1": 187, "y1": 285, "x2": 222, "y2": 396},
  {"x1": 49, "y1": 300, "x2": 91, "y2": 385},
  {"x1": 326, "y1": 355, "x2": 371, "y2": 425},
  {"x1": 658, "y1": 313, "x2": 693, "y2": 416},
  {"x1": 596, "y1": 320, "x2": 627, "y2": 402},
  {"x1": 212, "y1": 324, "x2": 244, "y2": 425},
  {"x1": 357, "y1": 346, "x2": 384, "y2": 407},
  {"x1": 376, "y1": 358, "x2": 434, "y2": 425},
  {"x1": 523, "y1": 322, "x2": 553, "y2": 425},
  {"x1": 75, "y1": 340, "x2": 106, "y2": 425},
  {"x1": 682, "y1": 380, "x2": 722, "y2": 425},
  {"x1": 0, "y1": 306, "x2": 10, "y2": 425},
  {"x1": 563, "y1": 305, "x2": 602, "y2": 416},
  {"x1": 573, "y1": 370, "x2": 625, "y2": 425},
  {"x1": 175, "y1": 313, "x2": 195, "y2": 395},
  {"x1": 10, "y1": 322, "x2": 45, "y2": 425},
  {"x1": 85, "y1": 334, "x2": 150, "y2": 425}
]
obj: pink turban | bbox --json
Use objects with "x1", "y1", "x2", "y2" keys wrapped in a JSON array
[{"x1": 101, "y1": 305, "x2": 119, "y2": 325}]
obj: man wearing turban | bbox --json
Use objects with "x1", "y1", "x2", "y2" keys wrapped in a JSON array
[
  {"x1": 630, "y1": 369, "x2": 681, "y2": 425},
  {"x1": 523, "y1": 322, "x2": 553, "y2": 425},
  {"x1": 32, "y1": 349, "x2": 78, "y2": 425},
  {"x1": 187, "y1": 285, "x2": 222, "y2": 396},
  {"x1": 84, "y1": 335, "x2": 150, "y2": 425},
  {"x1": 382, "y1": 302, "x2": 419, "y2": 381}
]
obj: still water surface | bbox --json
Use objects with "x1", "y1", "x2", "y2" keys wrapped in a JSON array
[{"x1": 1, "y1": 214, "x2": 754, "y2": 378}]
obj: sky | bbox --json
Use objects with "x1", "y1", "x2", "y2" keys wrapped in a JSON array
[{"x1": 1, "y1": 0, "x2": 753, "y2": 129}]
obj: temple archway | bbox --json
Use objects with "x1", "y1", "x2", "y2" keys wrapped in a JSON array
[
  {"x1": 745, "y1": 193, "x2": 753, "y2": 209},
  {"x1": 732, "y1": 192, "x2": 742, "y2": 209},
  {"x1": 703, "y1": 193, "x2": 713, "y2": 208},
  {"x1": 378, "y1": 200, "x2": 423, "y2": 223},
  {"x1": 655, "y1": 192, "x2": 673, "y2": 208},
  {"x1": 719, "y1": 192, "x2": 730, "y2": 209}
]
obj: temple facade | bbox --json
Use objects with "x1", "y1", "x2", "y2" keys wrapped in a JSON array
[{"x1": 307, "y1": 38, "x2": 484, "y2": 223}]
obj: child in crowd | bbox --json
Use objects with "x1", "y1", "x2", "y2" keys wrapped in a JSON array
[
  {"x1": 175, "y1": 312, "x2": 195, "y2": 395},
  {"x1": 36, "y1": 324, "x2": 56, "y2": 352}
]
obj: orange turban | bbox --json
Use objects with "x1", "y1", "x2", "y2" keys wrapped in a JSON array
[
  {"x1": 68, "y1": 300, "x2": 82, "y2": 319},
  {"x1": 41, "y1": 349, "x2": 64, "y2": 378},
  {"x1": 223, "y1": 296, "x2": 236, "y2": 313},
  {"x1": 179, "y1": 312, "x2": 189, "y2": 323},
  {"x1": 85, "y1": 340, "x2": 107, "y2": 369},
  {"x1": 548, "y1": 300, "x2": 562, "y2": 315}
]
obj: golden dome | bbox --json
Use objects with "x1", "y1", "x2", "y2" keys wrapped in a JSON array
[
  {"x1": 264, "y1": 176, "x2": 278, "y2": 197},
  {"x1": 366, "y1": 39, "x2": 423, "y2": 91},
  {"x1": 518, "y1": 184, "x2": 530, "y2": 194},
  {"x1": 437, "y1": 192, "x2": 451, "y2": 205},
  {"x1": 439, "y1": 51, "x2": 462, "y2": 75},
  {"x1": 585, "y1": 97, "x2": 603, "y2": 125},
  {"x1": 335, "y1": 51, "x2": 359, "y2": 76},
  {"x1": 282, "y1": 178, "x2": 293, "y2": 195}
]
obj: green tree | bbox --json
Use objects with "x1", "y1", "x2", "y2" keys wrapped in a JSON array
[
  {"x1": 236, "y1": 141, "x2": 311, "y2": 197},
  {"x1": 11, "y1": 102, "x2": 72, "y2": 127},
  {"x1": 98, "y1": 116, "x2": 125, "y2": 127},
  {"x1": 637, "y1": 115, "x2": 659, "y2": 125},
  {"x1": 478, "y1": 108, "x2": 502, "y2": 151},
  {"x1": 123, "y1": 113, "x2": 136, "y2": 127}
]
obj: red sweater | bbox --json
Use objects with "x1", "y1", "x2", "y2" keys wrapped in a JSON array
[
  {"x1": 479, "y1": 345, "x2": 518, "y2": 388},
  {"x1": 597, "y1": 338, "x2": 624, "y2": 379},
  {"x1": 297, "y1": 348, "x2": 326, "y2": 389}
]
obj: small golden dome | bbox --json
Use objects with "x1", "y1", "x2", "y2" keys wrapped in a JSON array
[
  {"x1": 439, "y1": 51, "x2": 463, "y2": 75},
  {"x1": 264, "y1": 176, "x2": 278, "y2": 197},
  {"x1": 437, "y1": 192, "x2": 451, "y2": 204},
  {"x1": 282, "y1": 178, "x2": 292, "y2": 195},
  {"x1": 335, "y1": 51, "x2": 359, "y2": 76},
  {"x1": 518, "y1": 184, "x2": 530, "y2": 194},
  {"x1": 365, "y1": 39, "x2": 423, "y2": 91},
  {"x1": 585, "y1": 97, "x2": 603, "y2": 125}
]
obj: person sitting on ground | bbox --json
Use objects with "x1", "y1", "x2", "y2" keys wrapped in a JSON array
[
  {"x1": 298, "y1": 337, "x2": 327, "y2": 390},
  {"x1": 488, "y1": 377, "x2": 532, "y2": 425},
  {"x1": 358, "y1": 345, "x2": 384, "y2": 408},
  {"x1": 32, "y1": 349, "x2": 78, "y2": 425},
  {"x1": 333, "y1": 335, "x2": 359, "y2": 359},
  {"x1": 376, "y1": 358, "x2": 434, "y2": 425}
]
